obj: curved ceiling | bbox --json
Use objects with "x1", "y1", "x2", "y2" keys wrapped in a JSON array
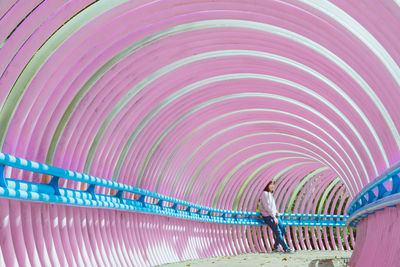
[{"x1": 1, "y1": 0, "x2": 400, "y2": 213}]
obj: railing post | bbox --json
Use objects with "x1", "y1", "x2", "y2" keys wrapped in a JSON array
[
  {"x1": 367, "y1": 190, "x2": 376, "y2": 204},
  {"x1": 116, "y1": 190, "x2": 124, "y2": 203},
  {"x1": 172, "y1": 203, "x2": 178, "y2": 212},
  {"x1": 86, "y1": 184, "x2": 96, "y2": 200},
  {"x1": 185, "y1": 206, "x2": 191, "y2": 215},
  {"x1": 391, "y1": 174, "x2": 400, "y2": 194},
  {"x1": 138, "y1": 195, "x2": 146, "y2": 206},
  {"x1": 0, "y1": 164, "x2": 6, "y2": 188},
  {"x1": 49, "y1": 176, "x2": 61, "y2": 195},
  {"x1": 377, "y1": 183, "x2": 387, "y2": 199},
  {"x1": 360, "y1": 196, "x2": 368, "y2": 206},
  {"x1": 157, "y1": 199, "x2": 163, "y2": 209}
]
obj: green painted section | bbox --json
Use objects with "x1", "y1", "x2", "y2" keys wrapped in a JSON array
[
  {"x1": 170, "y1": 114, "x2": 354, "y2": 199},
  {"x1": 317, "y1": 178, "x2": 341, "y2": 214},
  {"x1": 0, "y1": 13, "x2": 380, "y2": 207},
  {"x1": 237, "y1": 161, "x2": 318, "y2": 211},
  {"x1": 143, "y1": 107, "x2": 352, "y2": 199},
  {"x1": 73, "y1": 19, "x2": 383, "y2": 183},
  {"x1": 2, "y1": 17, "x2": 379, "y2": 179},
  {"x1": 85, "y1": 49, "x2": 371, "y2": 181},
  {"x1": 112, "y1": 73, "x2": 360, "y2": 190},
  {"x1": 233, "y1": 160, "x2": 317, "y2": 210},
  {"x1": 184, "y1": 132, "x2": 334, "y2": 202},
  {"x1": 0, "y1": 0, "x2": 127, "y2": 154},
  {"x1": 212, "y1": 152, "x2": 314, "y2": 208},
  {"x1": 285, "y1": 167, "x2": 329, "y2": 213}
]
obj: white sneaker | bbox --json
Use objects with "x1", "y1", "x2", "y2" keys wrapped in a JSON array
[{"x1": 284, "y1": 248, "x2": 295, "y2": 254}]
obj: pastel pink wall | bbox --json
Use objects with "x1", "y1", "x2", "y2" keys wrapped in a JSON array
[
  {"x1": 0, "y1": 1, "x2": 399, "y2": 266},
  {"x1": 349, "y1": 205, "x2": 400, "y2": 266}
]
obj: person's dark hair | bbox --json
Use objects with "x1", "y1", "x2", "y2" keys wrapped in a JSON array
[{"x1": 264, "y1": 181, "x2": 275, "y2": 192}]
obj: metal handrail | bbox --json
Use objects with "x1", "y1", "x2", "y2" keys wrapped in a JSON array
[
  {"x1": 346, "y1": 161, "x2": 400, "y2": 227},
  {"x1": 0, "y1": 152, "x2": 347, "y2": 226}
]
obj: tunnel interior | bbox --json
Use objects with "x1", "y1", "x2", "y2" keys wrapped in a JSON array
[{"x1": 0, "y1": 1, "x2": 400, "y2": 266}]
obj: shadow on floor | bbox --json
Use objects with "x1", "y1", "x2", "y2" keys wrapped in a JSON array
[
  {"x1": 309, "y1": 258, "x2": 349, "y2": 267},
  {"x1": 309, "y1": 259, "x2": 334, "y2": 267}
]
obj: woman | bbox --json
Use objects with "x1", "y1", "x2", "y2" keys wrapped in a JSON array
[{"x1": 260, "y1": 181, "x2": 294, "y2": 253}]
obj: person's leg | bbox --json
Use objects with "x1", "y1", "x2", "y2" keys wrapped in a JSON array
[
  {"x1": 276, "y1": 217, "x2": 295, "y2": 253},
  {"x1": 262, "y1": 216, "x2": 279, "y2": 249},
  {"x1": 262, "y1": 216, "x2": 288, "y2": 250},
  {"x1": 276, "y1": 217, "x2": 286, "y2": 248},
  {"x1": 277, "y1": 217, "x2": 286, "y2": 235},
  {"x1": 277, "y1": 217, "x2": 290, "y2": 249}
]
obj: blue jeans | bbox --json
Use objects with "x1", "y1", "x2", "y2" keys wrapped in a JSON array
[{"x1": 262, "y1": 216, "x2": 289, "y2": 250}]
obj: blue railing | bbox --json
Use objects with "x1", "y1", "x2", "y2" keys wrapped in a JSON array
[
  {"x1": 346, "y1": 161, "x2": 400, "y2": 227},
  {"x1": 0, "y1": 152, "x2": 347, "y2": 226}
]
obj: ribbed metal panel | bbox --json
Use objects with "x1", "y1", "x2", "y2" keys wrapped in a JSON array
[{"x1": 1, "y1": 1, "x2": 399, "y2": 266}]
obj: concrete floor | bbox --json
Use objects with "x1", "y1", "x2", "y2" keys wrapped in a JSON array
[{"x1": 158, "y1": 250, "x2": 352, "y2": 267}]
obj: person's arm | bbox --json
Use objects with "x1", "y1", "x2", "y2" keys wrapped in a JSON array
[
  {"x1": 273, "y1": 198, "x2": 279, "y2": 224},
  {"x1": 268, "y1": 193, "x2": 279, "y2": 224}
]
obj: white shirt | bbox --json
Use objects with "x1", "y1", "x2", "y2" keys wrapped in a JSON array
[{"x1": 259, "y1": 191, "x2": 278, "y2": 217}]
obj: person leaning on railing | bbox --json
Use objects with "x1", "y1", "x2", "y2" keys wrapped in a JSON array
[{"x1": 259, "y1": 181, "x2": 295, "y2": 254}]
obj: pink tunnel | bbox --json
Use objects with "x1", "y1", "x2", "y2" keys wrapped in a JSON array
[{"x1": 0, "y1": 0, "x2": 399, "y2": 266}]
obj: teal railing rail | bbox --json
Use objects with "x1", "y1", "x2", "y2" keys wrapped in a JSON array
[{"x1": 0, "y1": 152, "x2": 347, "y2": 227}]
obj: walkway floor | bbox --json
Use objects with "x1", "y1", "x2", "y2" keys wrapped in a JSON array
[{"x1": 158, "y1": 250, "x2": 352, "y2": 267}]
